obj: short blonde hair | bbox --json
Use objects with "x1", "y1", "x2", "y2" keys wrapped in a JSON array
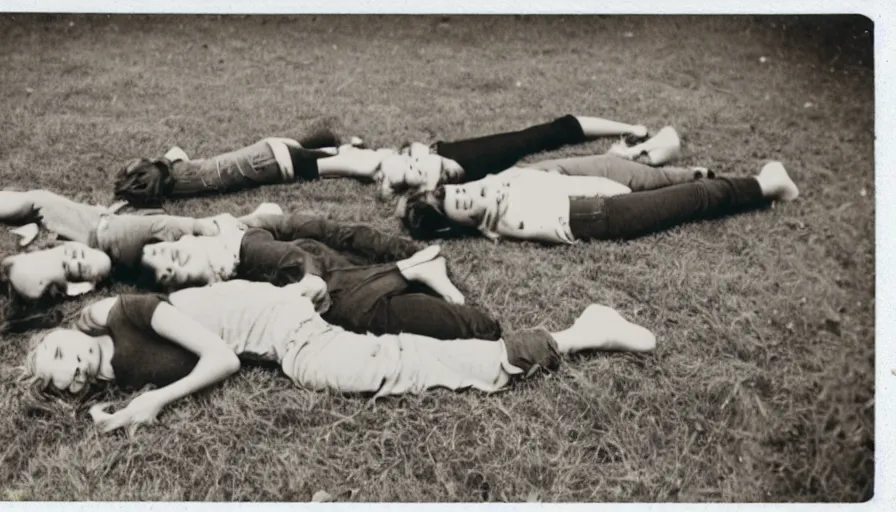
[{"x1": 21, "y1": 329, "x2": 93, "y2": 409}]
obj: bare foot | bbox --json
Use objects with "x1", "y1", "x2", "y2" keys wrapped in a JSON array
[
  {"x1": 607, "y1": 126, "x2": 681, "y2": 166},
  {"x1": 554, "y1": 304, "x2": 656, "y2": 353},
  {"x1": 396, "y1": 245, "x2": 441, "y2": 272},
  {"x1": 251, "y1": 202, "x2": 284, "y2": 216},
  {"x1": 400, "y1": 256, "x2": 465, "y2": 305},
  {"x1": 757, "y1": 162, "x2": 799, "y2": 201}
]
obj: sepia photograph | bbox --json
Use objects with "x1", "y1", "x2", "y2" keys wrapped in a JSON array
[{"x1": 0, "y1": 12, "x2": 875, "y2": 504}]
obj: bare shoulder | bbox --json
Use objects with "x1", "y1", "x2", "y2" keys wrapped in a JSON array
[{"x1": 85, "y1": 296, "x2": 120, "y2": 328}]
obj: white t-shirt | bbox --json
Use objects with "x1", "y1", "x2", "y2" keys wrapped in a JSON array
[
  {"x1": 167, "y1": 280, "x2": 518, "y2": 396},
  {"x1": 167, "y1": 280, "x2": 331, "y2": 363},
  {"x1": 477, "y1": 167, "x2": 631, "y2": 244}
]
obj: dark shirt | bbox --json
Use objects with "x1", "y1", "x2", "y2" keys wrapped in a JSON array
[{"x1": 107, "y1": 294, "x2": 198, "y2": 389}]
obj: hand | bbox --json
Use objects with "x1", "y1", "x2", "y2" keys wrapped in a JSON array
[
  {"x1": 89, "y1": 392, "x2": 165, "y2": 436},
  {"x1": 294, "y1": 274, "x2": 331, "y2": 313}
]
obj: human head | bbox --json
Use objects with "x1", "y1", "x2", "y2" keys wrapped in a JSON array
[
  {"x1": 376, "y1": 144, "x2": 464, "y2": 201},
  {"x1": 140, "y1": 214, "x2": 244, "y2": 290},
  {"x1": 1, "y1": 242, "x2": 112, "y2": 300},
  {"x1": 140, "y1": 236, "x2": 217, "y2": 290},
  {"x1": 114, "y1": 157, "x2": 173, "y2": 207},
  {"x1": 400, "y1": 185, "x2": 487, "y2": 240},
  {"x1": 25, "y1": 328, "x2": 104, "y2": 395}
]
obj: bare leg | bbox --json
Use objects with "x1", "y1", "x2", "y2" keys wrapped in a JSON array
[
  {"x1": 551, "y1": 304, "x2": 656, "y2": 353},
  {"x1": 316, "y1": 145, "x2": 397, "y2": 179},
  {"x1": 607, "y1": 126, "x2": 682, "y2": 166},
  {"x1": 398, "y1": 255, "x2": 465, "y2": 305},
  {"x1": 574, "y1": 116, "x2": 648, "y2": 140}
]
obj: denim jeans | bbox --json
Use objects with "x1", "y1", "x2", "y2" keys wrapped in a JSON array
[
  {"x1": 569, "y1": 177, "x2": 768, "y2": 240},
  {"x1": 168, "y1": 140, "x2": 286, "y2": 197}
]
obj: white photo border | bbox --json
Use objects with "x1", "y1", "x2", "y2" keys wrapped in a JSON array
[{"x1": 0, "y1": 0, "x2": 889, "y2": 511}]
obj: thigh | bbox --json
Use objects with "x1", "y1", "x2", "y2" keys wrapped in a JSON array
[
  {"x1": 238, "y1": 229, "x2": 317, "y2": 285},
  {"x1": 199, "y1": 141, "x2": 284, "y2": 191},
  {"x1": 281, "y1": 332, "x2": 402, "y2": 395},
  {"x1": 282, "y1": 331, "x2": 513, "y2": 396},
  {"x1": 323, "y1": 265, "x2": 410, "y2": 332},
  {"x1": 530, "y1": 155, "x2": 700, "y2": 192},
  {"x1": 372, "y1": 293, "x2": 502, "y2": 340}
]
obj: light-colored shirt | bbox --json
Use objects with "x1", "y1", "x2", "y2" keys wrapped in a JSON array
[
  {"x1": 167, "y1": 280, "x2": 519, "y2": 397},
  {"x1": 476, "y1": 167, "x2": 630, "y2": 244},
  {"x1": 166, "y1": 280, "x2": 332, "y2": 363}
]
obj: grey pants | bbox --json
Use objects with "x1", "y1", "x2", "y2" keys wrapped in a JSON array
[{"x1": 526, "y1": 154, "x2": 700, "y2": 192}]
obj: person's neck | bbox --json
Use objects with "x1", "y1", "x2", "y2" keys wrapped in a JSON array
[{"x1": 96, "y1": 334, "x2": 116, "y2": 381}]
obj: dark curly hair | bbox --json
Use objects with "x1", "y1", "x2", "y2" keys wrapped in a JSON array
[
  {"x1": 399, "y1": 188, "x2": 480, "y2": 240},
  {"x1": 113, "y1": 157, "x2": 174, "y2": 208}
]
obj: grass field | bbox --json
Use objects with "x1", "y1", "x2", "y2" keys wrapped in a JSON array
[{"x1": 0, "y1": 14, "x2": 874, "y2": 502}]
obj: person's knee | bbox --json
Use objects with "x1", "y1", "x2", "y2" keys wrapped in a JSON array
[{"x1": 503, "y1": 329, "x2": 562, "y2": 373}]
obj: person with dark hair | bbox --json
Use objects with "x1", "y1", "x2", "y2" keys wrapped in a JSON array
[
  {"x1": 0, "y1": 188, "x2": 250, "y2": 300},
  {"x1": 399, "y1": 161, "x2": 799, "y2": 244},
  {"x1": 137, "y1": 209, "x2": 504, "y2": 342},
  {"x1": 0, "y1": 187, "x2": 500, "y2": 341},
  {"x1": 113, "y1": 131, "x2": 383, "y2": 207},
  {"x1": 374, "y1": 115, "x2": 669, "y2": 200},
  {"x1": 23, "y1": 279, "x2": 656, "y2": 434},
  {"x1": 113, "y1": 115, "x2": 654, "y2": 205}
]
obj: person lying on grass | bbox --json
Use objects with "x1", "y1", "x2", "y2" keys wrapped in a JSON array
[
  {"x1": 0, "y1": 191, "x2": 502, "y2": 341},
  {"x1": 112, "y1": 115, "x2": 653, "y2": 206},
  {"x1": 23, "y1": 279, "x2": 656, "y2": 435},
  {"x1": 374, "y1": 122, "x2": 684, "y2": 202},
  {"x1": 399, "y1": 161, "x2": 800, "y2": 245},
  {"x1": 0, "y1": 190, "x2": 278, "y2": 300},
  {"x1": 138, "y1": 207, "x2": 503, "y2": 341}
]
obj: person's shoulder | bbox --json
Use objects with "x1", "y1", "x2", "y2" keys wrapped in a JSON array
[{"x1": 116, "y1": 293, "x2": 170, "y2": 325}]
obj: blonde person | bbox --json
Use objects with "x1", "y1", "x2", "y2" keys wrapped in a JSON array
[
  {"x1": 113, "y1": 115, "x2": 654, "y2": 205},
  {"x1": 23, "y1": 279, "x2": 656, "y2": 434}
]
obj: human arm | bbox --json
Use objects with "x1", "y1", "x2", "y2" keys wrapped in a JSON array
[
  {"x1": 89, "y1": 301, "x2": 241, "y2": 434},
  {"x1": 316, "y1": 146, "x2": 396, "y2": 180}
]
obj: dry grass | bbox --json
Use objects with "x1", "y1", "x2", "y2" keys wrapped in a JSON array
[{"x1": 0, "y1": 14, "x2": 874, "y2": 502}]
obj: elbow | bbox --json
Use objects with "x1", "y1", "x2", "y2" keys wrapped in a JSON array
[{"x1": 222, "y1": 351, "x2": 242, "y2": 375}]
